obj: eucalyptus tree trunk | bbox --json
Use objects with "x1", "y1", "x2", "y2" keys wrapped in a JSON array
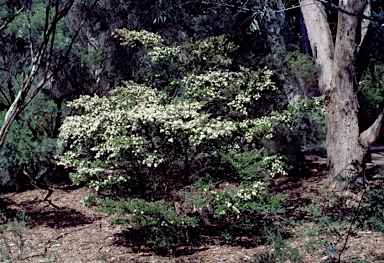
[
  {"x1": 327, "y1": 0, "x2": 367, "y2": 188},
  {"x1": 300, "y1": 0, "x2": 381, "y2": 190}
]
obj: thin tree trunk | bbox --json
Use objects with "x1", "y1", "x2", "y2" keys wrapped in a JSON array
[{"x1": 0, "y1": 0, "x2": 75, "y2": 148}]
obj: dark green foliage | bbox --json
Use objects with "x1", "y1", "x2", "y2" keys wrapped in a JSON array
[
  {"x1": 178, "y1": 178, "x2": 287, "y2": 246},
  {"x1": 0, "y1": 94, "x2": 62, "y2": 191},
  {"x1": 0, "y1": 1, "x2": 383, "y2": 260},
  {"x1": 357, "y1": 64, "x2": 384, "y2": 132},
  {"x1": 0, "y1": 209, "x2": 28, "y2": 261},
  {"x1": 359, "y1": 188, "x2": 384, "y2": 232},
  {"x1": 135, "y1": 34, "x2": 239, "y2": 94},
  {"x1": 203, "y1": 148, "x2": 288, "y2": 182},
  {"x1": 88, "y1": 196, "x2": 198, "y2": 249},
  {"x1": 263, "y1": 97, "x2": 325, "y2": 167},
  {"x1": 250, "y1": 226, "x2": 302, "y2": 263},
  {"x1": 86, "y1": 180, "x2": 287, "y2": 250},
  {"x1": 262, "y1": 47, "x2": 319, "y2": 99},
  {"x1": 282, "y1": 50, "x2": 319, "y2": 97},
  {"x1": 57, "y1": 26, "x2": 327, "y2": 253}
]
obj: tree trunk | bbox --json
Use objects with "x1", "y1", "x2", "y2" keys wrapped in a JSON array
[
  {"x1": 300, "y1": 0, "x2": 384, "y2": 190},
  {"x1": 356, "y1": 1, "x2": 372, "y2": 82},
  {"x1": 326, "y1": 0, "x2": 367, "y2": 187}
]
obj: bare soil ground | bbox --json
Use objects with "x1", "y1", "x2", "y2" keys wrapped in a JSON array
[{"x1": 1, "y1": 158, "x2": 384, "y2": 262}]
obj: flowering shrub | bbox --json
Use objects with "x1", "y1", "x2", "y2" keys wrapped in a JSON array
[
  {"x1": 58, "y1": 29, "x2": 326, "y2": 250},
  {"x1": 58, "y1": 81, "x2": 237, "y2": 191},
  {"x1": 238, "y1": 96, "x2": 325, "y2": 164},
  {"x1": 58, "y1": 30, "x2": 293, "y2": 191},
  {"x1": 113, "y1": 29, "x2": 163, "y2": 48},
  {"x1": 220, "y1": 148, "x2": 289, "y2": 180},
  {"x1": 176, "y1": 177, "x2": 286, "y2": 244},
  {"x1": 181, "y1": 180, "x2": 286, "y2": 219},
  {"x1": 182, "y1": 35, "x2": 237, "y2": 71},
  {"x1": 181, "y1": 67, "x2": 277, "y2": 117},
  {"x1": 239, "y1": 96, "x2": 324, "y2": 142}
]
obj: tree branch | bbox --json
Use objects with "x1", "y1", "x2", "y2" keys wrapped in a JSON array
[
  {"x1": 359, "y1": 108, "x2": 384, "y2": 149},
  {"x1": 300, "y1": 0, "x2": 334, "y2": 94},
  {"x1": 195, "y1": 0, "x2": 384, "y2": 25},
  {"x1": 317, "y1": 0, "x2": 384, "y2": 24},
  {"x1": 0, "y1": 6, "x2": 24, "y2": 33}
]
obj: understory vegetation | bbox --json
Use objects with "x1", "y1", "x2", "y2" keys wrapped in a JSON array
[{"x1": 57, "y1": 30, "x2": 325, "y2": 252}]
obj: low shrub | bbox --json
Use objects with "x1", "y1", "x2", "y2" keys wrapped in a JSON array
[{"x1": 90, "y1": 196, "x2": 198, "y2": 249}]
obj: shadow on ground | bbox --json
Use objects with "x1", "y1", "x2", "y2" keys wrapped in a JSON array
[
  {"x1": 26, "y1": 206, "x2": 95, "y2": 228},
  {"x1": 268, "y1": 162, "x2": 328, "y2": 221},
  {"x1": 0, "y1": 196, "x2": 21, "y2": 220},
  {"x1": 1, "y1": 193, "x2": 96, "y2": 229},
  {"x1": 113, "y1": 228, "x2": 209, "y2": 257}
]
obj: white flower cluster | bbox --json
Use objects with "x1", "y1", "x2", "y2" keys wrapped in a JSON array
[
  {"x1": 228, "y1": 91, "x2": 259, "y2": 115},
  {"x1": 239, "y1": 116, "x2": 277, "y2": 141},
  {"x1": 58, "y1": 28, "x2": 319, "y2": 192},
  {"x1": 234, "y1": 181, "x2": 266, "y2": 200},
  {"x1": 208, "y1": 181, "x2": 267, "y2": 218},
  {"x1": 298, "y1": 96, "x2": 326, "y2": 115},
  {"x1": 89, "y1": 172, "x2": 127, "y2": 192},
  {"x1": 259, "y1": 155, "x2": 288, "y2": 177},
  {"x1": 113, "y1": 29, "x2": 163, "y2": 47},
  {"x1": 181, "y1": 69, "x2": 276, "y2": 115},
  {"x1": 239, "y1": 96, "x2": 324, "y2": 142},
  {"x1": 148, "y1": 46, "x2": 181, "y2": 62},
  {"x1": 190, "y1": 35, "x2": 237, "y2": 65},
  {"x1": 182, "y1": 70, "x2": 240, "y2": 102},
  {"x1": 142, "y1": 151, "x2": 163, "y2": 168}
]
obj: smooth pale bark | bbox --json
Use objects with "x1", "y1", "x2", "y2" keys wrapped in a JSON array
[
  {"x1": 300, "y1": 0, "x2": 384, "y2": 190},
  {"x1": 300, "y1": 0, "x2": 334, "y2": 95},
  {"x1": 0, "y1": 67, "x2": 50, "y2": 147},
  {"x1": 327, "y1": 0, "x2": 367, "y2": 185},
  {"x1": 0, "y1": 7, "x2": 24, "y2": 33},
  {"x1": 358, "y1": 1, "x2": 371, "y2": 49},
  {"x1": 356, "y1": 1, "x2": 372, "y2": 81}
]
